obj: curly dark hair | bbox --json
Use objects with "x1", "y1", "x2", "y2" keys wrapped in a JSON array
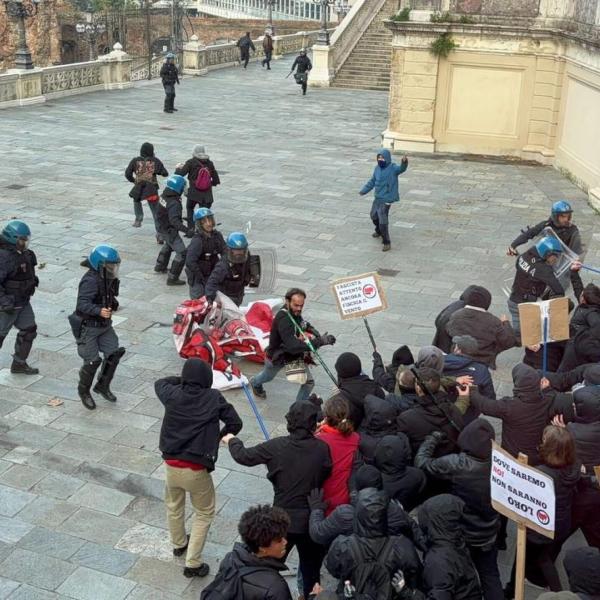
[{"x1": 238, "y1": 504, "x2": 291, "y2": 553}]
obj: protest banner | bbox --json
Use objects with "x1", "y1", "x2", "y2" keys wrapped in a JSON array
[{"x1": 490, "y1": 442, "x2": 556, "y2": 600}]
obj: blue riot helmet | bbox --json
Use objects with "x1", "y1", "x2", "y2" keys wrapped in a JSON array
[
  {"x1": 193, "y1": 207, "x2": 215, "y2": 232},
  {"x1": 89, "y1": 244, "x2": 121, "y2": 279},
  {"x1": 2, "y1": 220, "x2": 31, "y2": 251},
  {"x1": 535, "y1": 236, "x2": 563, "y2": 260},
  {"x1": 551, "y1": 200, "x2": 573, "y2": 224},
  {"x1": 226, "y1": 232, "x2": 249, "y2": 264},
  {"x1": 165, "y1": 174, "x2": 186, "y2": 195}
]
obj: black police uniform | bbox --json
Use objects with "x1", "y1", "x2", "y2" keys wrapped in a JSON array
[
  {"x1": 185, "y1": 230, "x2": 226, "y2": 299},
  {"x1": 155, "y1": 188, "x2": 188, "y2": 284},
  {"x1": 204, "y1": 254, "x2": 252, "y2": 306},
  {"x1": 73, "y1": 264, "x2": 124, "y2": 409},
  {"x1": 291, "y1": 54, "x2": 312, "y2": 95},
  {"x1": 160, "y1": 62, "x2": 180, "y2": 112},
  {"x1": 0, "y1": 239, "x2": 38, "y2": 372}
]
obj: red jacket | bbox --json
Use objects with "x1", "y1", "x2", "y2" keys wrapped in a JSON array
[{"x1": 316, "y1": 424, "x2": 360, "y2": 515}]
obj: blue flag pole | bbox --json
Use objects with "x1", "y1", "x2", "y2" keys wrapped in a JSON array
[
  {"x1": 542, "y1": 316, "x2": 549, "y2": 377},
  {"x1": 241, "y1": 381, "x2": 270, "y2": 440}
]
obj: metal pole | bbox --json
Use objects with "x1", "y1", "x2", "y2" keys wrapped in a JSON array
[
  {"x1": 12, "y1": 4, "x2": 34, "y2": 69},
  {"x1": 88, "y1": 32, "x2": 94, "y2": 61},
  {"x1": 315, "y1": 0, "x2": 329, "y2": 45},
  {"x1": 145, "y1": 0, "x2": 152, "y2": 80}
]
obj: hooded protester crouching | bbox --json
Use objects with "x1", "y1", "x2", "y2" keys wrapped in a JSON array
[
  {"x1": 156, "y1": 358, "x2": 243, "y2": 578},
  {"x1": 418, "y1": 494, "x2": 482, "y2": 600},
  {"x1": 415, "y1": 419, "x2": 502, "y2": 600},
  {"x1": 325, "y1": 488, "x2": 422, "y2": 598},
  {"x1": 225, "y1": 400, "x2": 332, "y2": 598},
  {"x1": 432, "y1": 285, "x2": 479, "y2": 353},
  {"x1": 374, "y1": 434, "x2": 426, "y2": 513},
  {"x1": 335, "y1": 352, "x2": 386, "y2": 429}
]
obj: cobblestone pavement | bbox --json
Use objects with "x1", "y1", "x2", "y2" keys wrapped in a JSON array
[{"x1": 0, "y1": 54, "x2": 597, "y2": 598}]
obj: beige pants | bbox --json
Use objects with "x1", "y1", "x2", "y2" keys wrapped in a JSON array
[{"x1": 165, "y1": 464, "x2": 216, "y2": 568}]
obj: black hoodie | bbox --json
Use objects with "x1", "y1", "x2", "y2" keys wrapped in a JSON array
[
  {"x1": 325, "y1": 488, "x2": 422, "y2": 592},
  {"x1": 470, "y1": 363, "x2": 563, "y2": 464},
  {"x1": 228, "y1": 401, "x2": 332, "y2": 533},
  {"x1": 201, "y1": 542, "x2": 292, "y2": 600},
  {"x1": 419, "y1": 494, "x2": 481, "y2": 600},
  {"x1": 568, "y1": 370, "x2": 600, "y2": 473},
  {"x1": 415, "y1": 419, "x2": 499, "y2": 549},
  {"x1": 564, "y1": 546, "x2": 600, "y2": 598},
  {"x1": 156, "y1": 359, "x2": 242, "y2": 470},
  {"x1": 124, "y1": 142, "x2": 168, "y2": 201},
  {"x1": 358, "y1": 395, "x2": 400, "y2": 462},
  {"x1": 374, "y1": 434, "x2": 426, "y2": 512}
]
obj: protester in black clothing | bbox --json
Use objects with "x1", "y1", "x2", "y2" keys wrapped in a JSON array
[
  {"x1": 160, "y1": 52, "x2": 180, "y2": 113},
  {"x1": 358, "y1": 395, "x2": 400, "y2": 463},
  {"x1": 223, "y1": 400, "x2": 332, "y2": 599},
  {"x1": 335, "y1": 352, "x2": 386, "y2": 429},
  {"x1": 201, "y1": 505, "x2": 292, "y2": 600},
  {"x1": 371, "y1": 345, "x2": 414, "y2": 393},
  {"x1": 432, "y1": 284, "x2": 478, "y2": 353},
  {"x1": 125, "y1": 142, "x2": 169, "y2": 235},
  {"x1": 291, "y1": 48, "x2": 312, "y2": 95},
  {"x1": 418, "y1": 494, "x2": 482, "y2": 600},
  {"x1": 396, "y1": 367, "x2": 464, "y2": 457},
  {"x1": 157, "y1": 358, "x2": 242, "y2": 578},
  {"x1": 415, "y1": 419, "x2": 503, "y2": 600},
  {"x1": 505, "y1": 426, "x2": 580, "y2": 595},
  {"x1": 308, "y1": 464, "x2": 426, "y2": 551},
  {"x1": 237, "y1": 32, "x2": 255, "y2": 68},
  {"x1": 184, "y1": 208, "x2": 226, "y2": 300},
  {"x1": 324, "y1": 488, "x2": 422, "y2": 596},
  {"x1": 175, "y1": 145, "x2": 220, "y2": 234},
  {"x1": 374, "y1": 434, "x2": 426, "y2": 513},
  {"x1": 563, "y1": 547, "x2": 600, "y2": 598},
  {"x1": 251, "y1": 288, "x2": 336, "y2": 401},
  {"x1": 154, "y1": 175, "x2": 188, "y2": 286}
]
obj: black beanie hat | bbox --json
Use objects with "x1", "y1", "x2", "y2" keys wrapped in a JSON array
[
  {"x1": 355, "y1": 464, "x2": 383, "y2": 491},
  {"x1": 391, "y1": 345, "x2": 414, "y2": 368},
  {"x1": 458, "y1": 418, "x2": 495, "y2": 460},
  {"x1": 335, "y1": 352, "x2": 362, "y2": 379},
  {"x1": 181, "y1": 358, "x2": 213, "y2": 388},
  {"x1": 463, "y1": 285, "x2": 492, "y2": 310}
]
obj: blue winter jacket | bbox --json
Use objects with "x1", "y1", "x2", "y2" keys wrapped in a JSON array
[{"x1": 360, "y1": 148, "x2": 408, "y2": 204}]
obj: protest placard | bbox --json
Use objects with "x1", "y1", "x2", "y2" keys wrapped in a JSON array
[
  {"x1": 491, "y1": 442, "x2": 555, "y2": 538},
  {"x1": 519, "y1": 297, "x2": 569, "y2": 348},
  {"x1": 331, "y1": 272, "x2": 387, "y2": 321}
]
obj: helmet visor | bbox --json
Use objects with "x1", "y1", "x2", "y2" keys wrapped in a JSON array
[
  {"x1": 228, "y1": 248, "x2": 248, "y2": 264},
  {"x1": 15, "y1": 236, "x2": 30, "y2": 251},
  {"x1": 198, "y1": 216, "x2": 215, "y2": 232},
  {"x1": 103, "y1": 263, "x2": 120, "y2": 279}
]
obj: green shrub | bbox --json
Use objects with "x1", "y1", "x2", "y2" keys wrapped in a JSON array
[
  {"x1": 430, "y1": 33, "x2": 458, "y2": 57},
  {"x1": 430, "y1": 11, "x2": 453, "y2": 22},
  {"x1": 391, "y1": 7, "x2": 411, "y2": 21}
]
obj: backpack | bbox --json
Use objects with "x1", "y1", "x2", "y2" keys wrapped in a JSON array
[
  {"x1": 135, "y1": 159, "x2": 155, "y2": 183},
  {"x1": 201, "y1": 565, "x2": 269, "y2": 600},
  {"x1": 195, "y1": 163, "x2": 213, "y2": 191},
  {"x1": 347, "y1": 536, "x2": 396, "y2": 600}
]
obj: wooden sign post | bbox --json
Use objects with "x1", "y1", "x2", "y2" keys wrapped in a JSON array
[{"x1": 490, "y1": 443, "x2": 556, "y2": 600}]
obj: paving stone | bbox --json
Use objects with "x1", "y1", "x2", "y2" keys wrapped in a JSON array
[
  {"x1": 116, "y1": 473, "x2": 164, "y2": 500},
  {"x1": 125, "y1": 556, "x2": 191, "y2": 595},
  {"x1": 6, "y1": 405, "x2": 62, "y2": 427},
  {"x1": 5, "y1": 585, "x2": 59, "y2": 600},
  {"x1": 0, "y1": 484, "x2": 36, "y2": 517},
  {"x1": 69, "y1": 542, "x2": 138, "y2": 577},
  {"x1": 110, "y1": 427, "x2": 158, "y2": 451},
  {"x1": 0, "y1": 423, "x2": 67, "y2": 451},
  {"x1": 56, "y1": 567, "x2": 135, "y2": 600},
  {"x1": 15, "y1": 497, "x2": 78, "y2": 529},
  {"x1": 100, "y1": 446, "x2": 162, "y2": 476},
  {"x1": 0, "y1": 464, "x2": 47, "y2": 491},
  {"x1": 49, "y1": 434, "x2": 113, "y2": 463},
  {"x1": 0, "y1": 516, "x2": 33, "y2": 545},
  {"x1": 216, "y1": 470, "x2": 274, "y2": 504},
  {"x1": 0, "y1": 549, "x2": 75, "y2": 591},
  {"x1": 17, "y1": 527, "x2": 86, "y2": 560},
  {"x1": 70, "y1": 461, "x2": 129, "y2": 490},
  {"x1": 125, "y1": 583, "x2": 182, "y2": 600},
  {"x1": 115, "y1": 523, "x2": 172, "y2": 561},
  {"x1": 6, "y1": 450, "x2": 81, "y2": 475},
  {"x1": 0, "y1": 576, "x2": 20, "y2": 599},
  {"x1": 57, "y1": 508, "x2": 134, "y2": 546},
  {"x1": 121, "y1": 496, "x2": 167, "y2": 529},
  {"x1": 48, "y1": 415, "x2": 125, "y2": 442},
  {"x1": 31, "y1": 472, "x2": 85, "y2": 500},
  {"x1": 67, "y1": 482, "x2": 134, "y2": 516}
]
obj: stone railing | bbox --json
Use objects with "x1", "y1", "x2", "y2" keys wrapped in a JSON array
[
  {"x1": 0, "y1": 43, "x2": 132, "y2": 109},
  {"x1": 310, "y1": 0, "x2": 387, "y2": 86},
  {"x1": 197, "y1": 0, "x2": 323, "y2": 21},
  {"x1": 130, "y1": 52, "x2": 182, "y2": 81}
]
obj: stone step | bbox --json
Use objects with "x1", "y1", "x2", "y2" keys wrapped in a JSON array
[
  {"x1": 335, "y1": 72, "x2": 391, "y2": 83},
  {"x1": 335, "y1": 74, "x2": 391, "y2": 85},
  {"x1": 333, "y1": 81, "x2": 390, "y2": 91}
]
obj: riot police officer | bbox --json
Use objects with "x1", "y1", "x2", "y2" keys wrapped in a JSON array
[
  {"x1": 185, "y1": 208, "x2": 226, "y2": 299},
  {"x1": 70, "y1": 245, "x2": 125, "y2": 410},
  {"x1": 204, "y1": 232, "x2": 253, "y2": 306},
  {"x1": 155, "y1": 174, "x2": 188, "y2": 286},
  {"x1": 160, "y1": 53, "x2": 180, "y2": 113},
  {"x1": 508, "y1": 236, "x2": 581, "y2": 339},
  {"x1": 508, "y1": 200, "x2": 584, "y2": 300},
  {"x1": 0, "y1": 220, "x2": 39, "y2": 375}
]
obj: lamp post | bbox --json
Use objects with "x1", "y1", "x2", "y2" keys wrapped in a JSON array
[
  {"x1": 311, "y1": 0, "x2": 332, "y2": 45},
  {"x1": 265, "y1": 0, "x2": 275, "y2": 35},
  {"x1": 333, "y1": 0, "x2": 349, "y2": 20},
  {"x1": 76, "y1": 13, "x2": 106, "y2": 61},
  {"x1": 3, "y1": 0, "x2": 40, "y2": 69}
]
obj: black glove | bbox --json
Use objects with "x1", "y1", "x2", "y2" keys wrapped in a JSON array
[
  {"x1": 372, "y1": 351, "x2": 383, "y2": 365},
  {"x1": 431, "y1": 431, "x2": 447, "y2": 442},
  {"x1": 318, "y1": 332, "x2": 336, "y2": 347},
  {"x1": 307, "y1": 393, "x2": 323, "y2": 408},
  {"x1": 307, "y1": 488, "x2": 328, "y2": 512}
]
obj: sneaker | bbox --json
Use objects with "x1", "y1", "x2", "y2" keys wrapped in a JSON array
[
  {"x1": 172, "y1": 108, "x2": 178, "y2": 111},
  {"x1": 382, "y1": 244, "x2": 391, "y2": 252},
  {"x1": 166, "y1": 278, "x2": 186, "y2": 286},
  {"x1": 164, "y1": 109, "x2": 173, "y2": 113},
  {"x1": 183, "y1": 563, "x2": 209, "y2": 578},
  {"x1": 10, "y1": 361, "x2": 39, "y2": 375},
  {"x1": 154, "y1": 265, "x2": 167, "y2": 273},
  {"x1": 132, "y1": 219, "x2": 142, "y2": 228},
  {"x1": 250, "y1": 380, "x2": 267, "y2": 400},
  {"x1": 173, "y1": 535, "x2": 190, "y2": 557},
  {"x1": 372, "y1": 232, "x2": 381, "y2": 238}
]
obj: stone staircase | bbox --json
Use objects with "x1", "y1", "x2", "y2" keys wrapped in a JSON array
[{"x1": 332, "y1": 0, "x2": 400, "y2": 91}]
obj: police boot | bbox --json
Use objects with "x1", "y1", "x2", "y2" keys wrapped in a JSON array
[
  {"x1": 167, "y1": 259, "x2": 186, "y2": 286},
  {"x1": 93, "y1": 347, "x2": 125, "y2": 403},
  {"x1": 11, "y1": 325, "x2": 39, "y2": 375},
  {"x1": 78, "y1": 359, "x2": 102, "y2": 410},
  {"x1": 154, "y1": 246, "x2": 171, "y2": 273}
]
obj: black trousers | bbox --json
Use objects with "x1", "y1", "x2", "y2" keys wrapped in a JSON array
[
  {"x1": 262, "y1": 50, "x2": 272, "y2": 68},
  {"x1": 506, "y1": 540, "x2": 563, "y2": 594},
  {"x1": 469, "y1": 545, "x2": 504, "y2": 600},
  {"x1": 572, "y1": 485, "x2": 600, "y2": 548},
  {"x1": 240, "y1": 48, "x2": 250, "y2": 68},
  {"x1": 284, "y1": 532, "x2": 326, "y2": 598}
]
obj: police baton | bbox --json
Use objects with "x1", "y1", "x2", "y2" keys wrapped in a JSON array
[{"x1": 285, "y1": 71, "x2": 293, "y2": 79}]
